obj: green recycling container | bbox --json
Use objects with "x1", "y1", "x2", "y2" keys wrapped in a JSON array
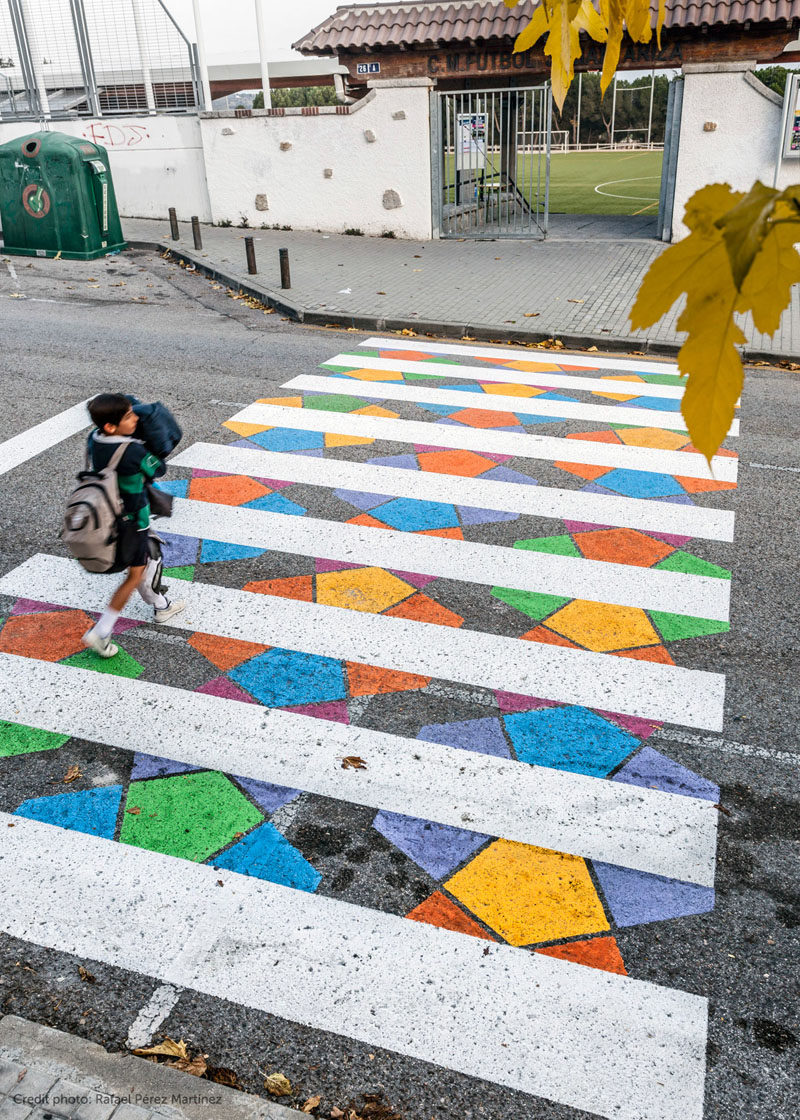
[{"x1": 0, "y1": 131, "x2": 126, "y2": 260}]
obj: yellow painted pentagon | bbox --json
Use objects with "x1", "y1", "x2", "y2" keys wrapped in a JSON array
[
  {"x1": 615, "y1": 427, "x2": 690, "y2": 450},
  {"x1": 545, "y1": 600, "x2": 660, "y2": 652},
  {"x1": 223, "y1": 421, "x2": 271, "y2": 437},
  {"x1": 316, "y1": 567, "x2": 415, "y2": 614}
]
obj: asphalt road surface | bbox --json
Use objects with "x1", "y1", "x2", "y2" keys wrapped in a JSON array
[{"x1": 0, "y1": 251, "x2": 797, "y2": 1120}]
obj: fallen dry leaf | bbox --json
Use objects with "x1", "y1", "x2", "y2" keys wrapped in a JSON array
[
  {"x1": 340, "y1": 756, "x2": 367, "y2": 771},
  {"x1": 330, "y1": 1110, "x2": 345, "y2": 1119},
  {"x1": 206, "y1": 1066, "x2": 242, "y2": 1088},
  {"x1": 133, "y1": 1037, "x2": 189, "y2": 1060},
  {"x1": 125, "y1": 806, "x2": 141, "y2": 815},
  {"x1": 78, "y1": 965, "x2": 96, "y2": 984},
  {"x1": 586, "y1": 345, "x2": 599, "y2": 352},
  {"x1": 63, "y1": 765, "x2": 81, "y2": 784},
  {"x1": 301, "y1": 1095, "x2": 321, "y2": 1113},
  {"x1": 166, "y1": 1053, "x2": 207, "y2": 1077},
  {"x1": 264, "y1": 1072, "x2": 292, "y2": 1096},
  {"x1": 523, "y1": 312, "x2": 540, "y2": 317},
  {"x1": 567, "y1": 298, "x2": 584, "y2": 303}
]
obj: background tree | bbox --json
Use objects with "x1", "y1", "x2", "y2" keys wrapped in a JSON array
[{"x1": 253, "y1": 86, "x2": 338, "y2": 109}]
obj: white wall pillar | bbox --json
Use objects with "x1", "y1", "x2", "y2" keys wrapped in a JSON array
[
  {"x1": 254, "y1": 0, "x2": 272, "y2": 110},
  {"x1": 18, "y1": 0, "x2": 50, "y2": 119},
  {"x1": 131, "y1": 0, "x2": 156, "y2": 114}
]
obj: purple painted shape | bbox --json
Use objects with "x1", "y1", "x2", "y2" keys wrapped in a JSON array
[
  {"x1": 235, "y1": 776, "x2": 300, "y2": 813},
  {"x1": 283, "y1": 699, "x2": 349, "y2": 723},
  {"x1": 580, "y1": 482, "x2": 616, "y2": 496},
  {"x1": 389, "y1": 570, "x2": 437, "y2": 588},
  {"x1": 316, "y1": 558, "x2": 361, "y2": 574},
  {"x1": 563, "y1": 520, "x2": 613, "y2": 533},
  {"x1": 457, "y1": 505, "x2": 520, "y2": 525},
  {"x1": 496, "y1": 691, "x2": 560, "y2": 714},
  {"x1": 595, "y1": 708, "x2": 661, "y2": 742},
  {"x1": 159, "y1": 532, "x2": 199, "y2": 568},
  {"x1": 130, "y1": 752, "x2": 197, "y2": 780},
  {"x1": 653, "y1": 492, "x2": 695, "y2": 506},
  {"x1": 645, "y1": 529, "x2": 693, "y2": 547},
  {"x1": 373, "y1": 809, "x2": 489, "y2": 879},
  {"x1": 418, "y1": 717, "x2": 511, "y2": 759},
  {"x1": 613, "y1": 745, "x2": 720, "y2": 802},
  {"x1": 196, "y1": 677, "x2": 259, "y2": 704},
  {"x1": 367, "y1": 454, "x2": 419, "y2": 470},
  {"x1": 480, "y1": 453, "x2": 513, "y2": 463},
  {"x1": 112, "y1": 617, "x2": 144, "y2": 635},
  {"x1": 582, "y1": 481, "x2": 696, "y2": 511},
  {"x1": 255, "y1": 477, "x2": 294, "y2": 489},
  {"x1": 229, "y1": 438, "x2": 262, "y2": 450},
  {"x1": 412, "y1": 444, "x2": 449, "y2": 454},
  {"x1": 11, "y1": 598, "x2": 68, "y2": 615},
  {"x1": 192, "y1": 468, "x2": 224, "y2": 479},
  {"x1": 479, "y1": 465, "x2": 538, "y2": 486},
  {"x1": 592, "y1": 861, "x2": 715, "y2": 927},
  {"x1": 286, "y1": 448, "x2": 325, "y2": 458},
  {"x1": 335, "y1": 488, "x2": 391, "y2": 511}
]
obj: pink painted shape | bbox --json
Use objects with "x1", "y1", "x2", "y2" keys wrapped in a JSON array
[
  {"x1": 480, "y1": 452, "x2": 513, "y2": 463},
  {"x1": 11, "y1": 599, "x2": 67, "y2": 615},
  {"x1": 196, "y1": 677, "x2": 259, "y2": 704},
  {"x1": 283, "y1": 699, "x2": 349, "y2": 724},
  {"x1": 596, "y1": 708, "x2": 663, "y2": 741},
  {"x1": 390, "y1": 570, "x2": 437, "y2": 589},
  {"x1": 191, "y1": 468, "x2": 224, "y2": 478},
  {"x1": 644, "y1": 530, "x2": 692, "y2": 547},
  {"x1": 112, "y1": 617, "x2": 144, "y2": 635},
  {"x1": 315, "y1": 558, "x2": 362, "y2": 574},
  {"x1": 495, "y1": 691, "x2": 560, "y2": 714},
  {"x1": 255, "y1": 477, "x2": 294, "y2": 489},
  {"x1": 413, "y1": 444, "x2": 448, "y2": 454},
  {"x1": 563, "y1": 520, "x2": 613, "y2": 533}
]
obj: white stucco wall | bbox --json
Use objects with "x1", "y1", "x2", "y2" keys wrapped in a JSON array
[
  {"x1": 200, "y1": 79, "x2": 433, "y2": 239},
  {"x1": 0, "y1": 115, "x2": 211, "y2": 222},
  {"x1": 672, "y1": 62, "x2": 800, "y2": 239}
]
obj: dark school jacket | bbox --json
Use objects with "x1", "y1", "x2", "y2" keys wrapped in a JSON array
[
  {"x1": 87, "y1": 431, "x2": 166, "y2": 531},
  {"x1": 126, "y1": 398, "x2": 183, "y2": 460}
]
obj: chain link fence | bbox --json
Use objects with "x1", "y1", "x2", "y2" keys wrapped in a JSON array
[{"x1": 0, "y1": 0, "x2": 199, "y2": 120}]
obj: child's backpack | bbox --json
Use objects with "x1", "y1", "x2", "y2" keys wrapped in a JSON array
[{"x1": 60, "y1": 442, "x2": 128, "y2": 573}]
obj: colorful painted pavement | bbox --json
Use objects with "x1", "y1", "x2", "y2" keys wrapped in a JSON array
[{"x1": 0, "y1": 337, "x2": 738, "y2": 1119}]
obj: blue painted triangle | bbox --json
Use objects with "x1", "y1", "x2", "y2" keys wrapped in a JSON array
[
  {"x1": 200, "y1": 539, "x2": 266, "y2": 563},
  {"x1": 211, "y1": 822, "x2": 321, "y2": 891},
  {"x1": 14, "y1": 784, "x2": 123, "y2": 839}
]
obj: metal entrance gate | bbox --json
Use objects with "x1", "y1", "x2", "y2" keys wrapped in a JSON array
[{"x1": 432, "y1": 85, "x2": 552, "y2": 239}]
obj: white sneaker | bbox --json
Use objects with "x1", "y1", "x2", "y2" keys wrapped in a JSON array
[
  {"x1": 82, "y1": 629, "x2": 119, "y2": 658},
  {"x1": 154, "y1": 598, "x2": 186, "y2": 624}
]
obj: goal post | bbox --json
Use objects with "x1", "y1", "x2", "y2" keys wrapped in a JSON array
[{"x1": 517, "y1": 128, "x2": 569, "y2": 152}]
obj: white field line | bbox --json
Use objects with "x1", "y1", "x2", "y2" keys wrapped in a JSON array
[
  {"x1": 173, "y1": 441, "x2": 735, "y2": 542},
  {"x1": 0, "y1": 553, "x2": 727, "y2": 735},
  {"x1": 284, "y1": 374, "x2": 740, "y2": 438},
  {"x1": 0, "y1": 815, "x2": 709, "y2": 1120},
  {"x1": 325, "y1": 351, "x2": 689, "y2": 401},
  {"x1": 227, "y1": 403, "x2": 739, "y2": 483},
  {"x1": 0, "y1": 399, "x2": 90, "y2": 475},
  {"x1": 361, "y1": 335, "x2": 683, "y2": 375},
  {"x1": 155, "y1": 495, "x2": 731, "y2": 621},
  {"x1": 0, "y1": 654, "x2": 717, "y2": 883}
]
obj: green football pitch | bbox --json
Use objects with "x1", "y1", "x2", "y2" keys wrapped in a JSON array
[{"x1": 548, "y1": 149, "x2": 664, "y2": 215}]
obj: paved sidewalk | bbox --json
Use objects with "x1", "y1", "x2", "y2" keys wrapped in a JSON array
[
  {"x1": 0, "y1": 1017, "x2": 301, "y2": 1120},
  {"x1": 124, "y1": 216, "x2": 799, "y2": 361}
]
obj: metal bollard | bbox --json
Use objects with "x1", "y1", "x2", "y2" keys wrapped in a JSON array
[
  {"x1": 168, "y1": 207, "x2": 179, "y2": 240},
  {"x1": 245, "y1": 237, "x2": 258, "y2": 275},
  {"x1": 191, "y1": 215, "x2": 202, "y2": 250},
  {"x1": 279, "y1": 247, "x2": 291, "y2": 290}
]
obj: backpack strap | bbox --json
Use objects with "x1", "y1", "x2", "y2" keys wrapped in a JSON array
[{"x1": 108, "y1": 441, "x2": 129, "y2": 470}]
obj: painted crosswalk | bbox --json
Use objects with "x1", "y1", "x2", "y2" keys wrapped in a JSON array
[
  {"x1": 0, "y1": 399, "x2": 90, "y2": 475},
  {"x1": 0, "y1": 338, "x2": 739, "y2": 1120}
]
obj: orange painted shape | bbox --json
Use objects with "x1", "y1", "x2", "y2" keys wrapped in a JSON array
[
  {"x1": 519, "y1": 625, "x2": 580, "y2": 648},
  {"x1": 616, "y1": 427, "x2": 690, "y2": 451},
  {"x1": 324, "y1": 431, "x2": 375, "y2": 448},
  {"x1": 384, "y1": 593, "x2": 464, "y2": 628},
  {"x1": 418, "y1": 449, "x2": 497, "y2": 477},
  {"x1": 575, "y1": 528, "x2": 675, "y2": 568},
  {"x1": 243, "y1": 576, "x2": 314, "y2": 602},
  {"x1": 602, "y1": 374, "x2": 646, "y2": 384},
  {"x1": 188, "y1": 474, "x2": 269, "y2": 506},
  {"x1": 592, "y1": 392, "x2": 639, "y2": 402},
  {"x1": 188, "y1": 632, "x2": 269, "y2": 671},
  {"x1": 566, "y1": 429, "x2": 623, "y2": 444},
  {"x1": 346, "y1": 662, "x2": 431, "y2": 697},
  {"x1": 674, "y1": 475, "x2": 737, "y2": 493},
  {"x1": 255, "y1": 396, "x2": 303, "y2": 407},
  {"x1": 559, "y1": 364, "x2": 600, "y2": 371},
  {"x1": 553, "y1": 461, "x2": 610, "y2": 481},
  {"x1": 614, "y1": 645, "x2": 676, "y2": 666},
  {"x1": 379, "y1": 349, "x2": 440, "y2": 362},
  {"x1": 406, "y1": 891, "x2": 496, "y2": 941},
  {"x1": 502, "y1": 360, "x2": 564, "y2": 372},
  {"x1": 536, "y1": 935, "x2": 627, "y2": 975},
  {"x1": 479, "y1": 382, "x2": 543, "y2": 398},
  {"x1": 0, "y1": 610, "x2": 95, "y2": 663},
  {"x1": 416, "y1": 526, "x2": 464, "y2": 540},
  {"x1": 223, "y1": 421, "x2": 269, "y2": 437},
  {"x1": 450, "y1": 407, "x2": 521, "y2": 429},
  {"x1": 338, "y1": 367, "x2": 404, "y2": 382},
  {"x1": 545, "y1": 600, "x2": 660, "y2": 652},
  {"x1": 682, "y1": 443, "x2": 737, "y2": 458},
  {"x1": 352, "y1": 405, "x2": 400, "y2": 419},
  {"x1": 347, "y1": 513, "x2": 393, "y2": 530}
]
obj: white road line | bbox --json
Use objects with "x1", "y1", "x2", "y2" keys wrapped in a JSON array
[
  {"x1": 228, "y1": 403, "x2": 739, "y2": 483},
  {"x1": 362, "y1": 335, "x2": 685, "y2": 376},
  {"x1": 125, "y1": 984, "x2": 183, "y2": 1050},
  {"x1": 653, "y1": 728, "x2": 797, "y2": 765},
  {"x1": 174, "y1": 441, "x2": 736, "y2": 542},
  {"x1": 0, "y1": 399, "x2": 90, "y2": 476},
  {"x1": 0, "y1": 816, "x2": 709, "y2": 1120},
  {"x1": 6, "y1": 260, "x2": 18, "y2": 282},
  {"x1": 748, "y1": 461, "x2": 800, "y2": 474},
  {"x1": 284, "y1": 374, "x2": 740, "y2": 437},
  {"x1": 156, "y1": 495, "x2": 730, "y2": 621},
  {"x1": 0, "y1": 554, "x2": 727, "y2": 733},
  {"x1": 325, "y1": 351, "x2": 689, "y2": 400}
]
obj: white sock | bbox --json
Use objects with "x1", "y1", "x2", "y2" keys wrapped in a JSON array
[
  {"x1": 152, "y1": 592, "x2": 168, "y2": 612},
  {"x1": 93, "y1": 607, "x2": 120, "y2": 639}
]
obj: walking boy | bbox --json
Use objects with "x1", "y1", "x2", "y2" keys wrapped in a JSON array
[{"x1": 81, "y1": 393, "x2": 186, "y2": 657}]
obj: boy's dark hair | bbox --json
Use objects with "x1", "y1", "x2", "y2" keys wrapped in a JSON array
[{"x1": 88, "y1": 393, "x2": 130, "y2": 431}]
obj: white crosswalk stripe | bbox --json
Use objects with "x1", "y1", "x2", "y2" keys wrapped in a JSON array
[
  {"x1": 284, "y1": 373, "x2": 741, "y2": 436},
  {"x1": 0, "y1": 813, "x2": 709, "y2": 1120}
]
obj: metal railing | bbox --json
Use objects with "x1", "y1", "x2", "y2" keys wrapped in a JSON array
[{"x1": 0, "y1": 0, "x2": 199, "y2": 120}]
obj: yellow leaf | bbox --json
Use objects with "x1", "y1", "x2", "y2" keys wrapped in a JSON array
[
  {"x1": 737, "y1": 208, "x2": 800, "y2": 334},
  {"x1": 684, "y1": 182, "x2": 744, "y2": 234},
  {"x1": 133, "y1": 1037, "x2": 189, "y2": 1060},
  {"x1": 630, "y1": 228, "x2": 721, "y2": 334},
  {"x1": 302, "y1": 1096, "x2": 322, "y2": 1113},
  {"x1": 717, "y1": 180, "x2": 780, "y2": 287},
  {"x1": 513, "y1": 3, "x2": 549, "y2": 52},
  {"x1": 264, "y1": 1072, "x2": 292, "y2": 1096},
  {"x1": 623, "y1": 0, "x2": 652, "y2": 43}
]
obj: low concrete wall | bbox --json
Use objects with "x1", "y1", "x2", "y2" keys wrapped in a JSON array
[
  {"x1": 672, "y1": 62, "x2": 800, "y2": 239},
  {"x1": 199, "y1": 79, "x2": 433, "y2": 239},
  {"x1": 0, "y1": 115, "x2": 212, "y2": 223}
]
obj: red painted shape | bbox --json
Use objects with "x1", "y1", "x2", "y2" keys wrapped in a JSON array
[{"x1": 406, "y1": 891, "x2": 496, "y2": 941}]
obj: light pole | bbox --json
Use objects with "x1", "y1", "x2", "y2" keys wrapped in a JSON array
[
  {"x1": 254, "y1": 0, "x2": 272, "y2": 110},
  {"x1": 191, "y1": 0, "x2": 213, "y2": 111}
]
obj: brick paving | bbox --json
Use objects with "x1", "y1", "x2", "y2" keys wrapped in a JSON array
[{"x1": 123, "y1": 216, "x2": 799, "y2": 361}]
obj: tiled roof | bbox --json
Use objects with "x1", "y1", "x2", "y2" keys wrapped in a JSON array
[{"x1": 293, "y1": 0, "x2": 800, "y2": 54}]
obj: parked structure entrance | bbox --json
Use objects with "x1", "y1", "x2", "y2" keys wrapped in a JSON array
[{"x1": 432, "y1": 85, "x2": 552, "y2": 239}]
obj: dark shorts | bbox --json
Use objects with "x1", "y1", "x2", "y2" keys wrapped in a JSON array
[{"x1": 107, "y1": 520, "x2": 150, "y2": 573}]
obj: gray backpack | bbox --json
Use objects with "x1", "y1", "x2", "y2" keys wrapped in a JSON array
[{"x1": 61, "y1": 441, "x2": 128, "y2": 573}]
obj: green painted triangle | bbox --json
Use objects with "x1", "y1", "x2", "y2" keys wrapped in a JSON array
[
  {"x1": 513, "y1": 534, "x2": 580, "y2": 558},
  {"x1": 302, "y1": 393, "x2": 370, "y2": 413},
  {"x1": 655, "y1": 551, "x2": 731, "y2": 580},
  {"x1": 61, "y1": 647, "x2": 144, "y2": 679},
  {"x1": 491, "y1": 585, "x2": 570, "y2": 620},
  {"x1": 639, "y1": 373, "x2": 686, "y2": 385},
  {"x1": 165, "y1": 565, "x2": 195, "y2": 582},
  {"x1": 404, "y1": 371, "x2": 444, "y2": 382},
  {"x1": 320, "y1": 364, "x2": 357, "y2": 374},
  {"x1": 0, "y1": 720, "x2": 69, "y2": 758},
  {"x1": 424, "y1": 356, "x2": 463, "y2": 365},
  {"x1": 650, "y1": 611, "x2": 730, "y2": 642}
]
